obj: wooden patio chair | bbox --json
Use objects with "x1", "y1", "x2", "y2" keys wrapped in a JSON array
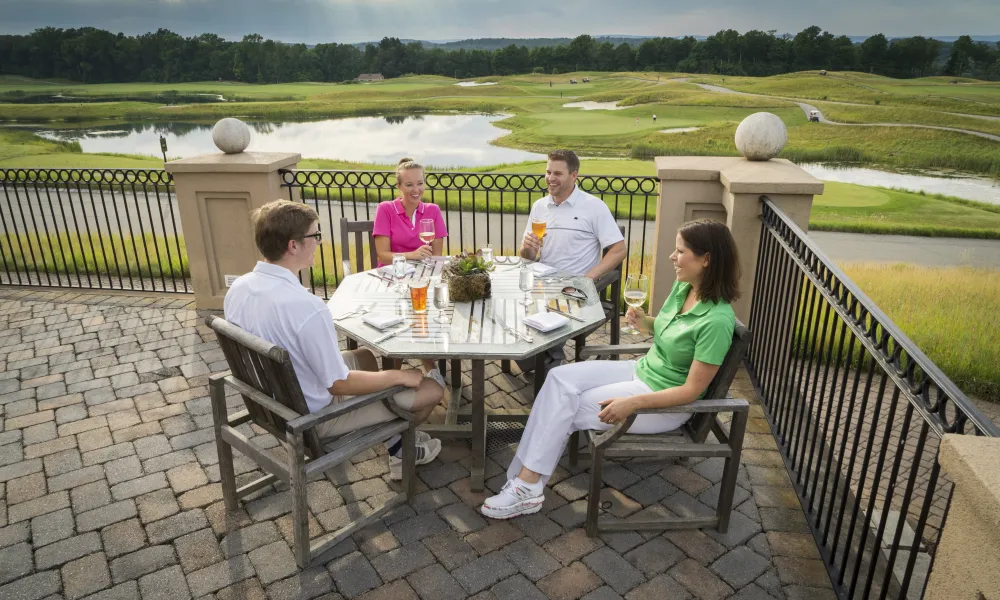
[
  {"x1": 568, "y1": 321, "x2": 751, "y2": 537},
  {"x1": 206, "y1": 315, "x2": 418, "y2": 568}
]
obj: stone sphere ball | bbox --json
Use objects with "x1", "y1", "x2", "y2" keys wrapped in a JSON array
[
  {"x1": 734, "y1": 112, "x2": 787, "y2": 161},
  {"x1": 212, "y1": 118, "x2": 252, "y2": 154}
]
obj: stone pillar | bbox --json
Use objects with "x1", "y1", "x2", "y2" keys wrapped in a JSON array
[
  {"x1": 924, "y1": 435, "x2": 1000, "y2": 600},
  {"x1": 165, "y1": 152, "x2": 300, "y2": 309},
  {"x1": 650, "y1": 157, "x2": 823, "y2": 322}
]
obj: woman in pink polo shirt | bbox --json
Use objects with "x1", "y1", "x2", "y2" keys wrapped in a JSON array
[{"x1": 373, "y1": 158, "x2": 448, "y2": 267}]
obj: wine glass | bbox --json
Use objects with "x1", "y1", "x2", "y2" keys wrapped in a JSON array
[
  {"x1": 433, "y1": 281, "x2": 450, "y2": 324},
  {"x1": 480, "y1": 243, "x2": 493, "y2": 265},
  {"x1": 622, "y1": 273, "x2": 648, "y2": 335},
  {"x1": 392, "y1": 253, "x2": 408, "y2": 294},
  {"x1": 518, "y1": 262, "x2": 535, "y2": 307}
]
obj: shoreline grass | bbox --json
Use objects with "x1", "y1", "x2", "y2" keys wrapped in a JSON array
[{"x1": 796, "y1": 262, "x2": 1000, "y2": 403}]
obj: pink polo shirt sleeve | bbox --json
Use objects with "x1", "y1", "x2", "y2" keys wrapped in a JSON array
[{"x1": 372, "y1": 201, "x2": 394, "y2": 238}]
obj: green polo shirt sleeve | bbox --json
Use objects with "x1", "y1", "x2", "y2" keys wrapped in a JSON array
[{"x1": 634, "y1": 281, "x2": 735, "y2": 394}]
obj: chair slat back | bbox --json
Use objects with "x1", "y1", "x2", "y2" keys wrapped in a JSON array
[
  {"x1": 687, "y1": 320, "x2": 751, "y2": 443},
  {"x1": 340, "y1": 219, "x2": 377, "y2": 276},
  {"x1": 206, "y1": 315, "x2": 324, "y2": 457}
]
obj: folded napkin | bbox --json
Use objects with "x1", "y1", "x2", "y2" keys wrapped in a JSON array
[
  {"x1": 362, "y1": 313, "x2": 405, "y2": 330},
  {"x1": 523, "y1": 312, "x2": 569, "y2": 333},
  {"x1": 530, "y1": 262, "x2": 556, "y2": 276},
  {"x1": 379, "y1": 264, "x2": 416, "y2": 277}
]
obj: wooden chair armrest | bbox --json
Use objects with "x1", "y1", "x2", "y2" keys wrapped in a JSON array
[
  {"x1": 579, "y1": 343, "x2": 652, "y2": 358},
  {"x1": 286, "y1": 385, "x2": 406, "y2": 434},
  {"x1": 220, "y1": 375, "x2": 303, "y2": 423},
  {"x1": 636, "y1": 398, "x2": 750, "y2": 414},
  {"x1": 591, "y1": 398, "x2": 749, "y2": 448},
  {"x1": 592, "y1": 269, "x2": 621, "y2": 294}
]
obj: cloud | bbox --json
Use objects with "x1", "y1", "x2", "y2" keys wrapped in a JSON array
[{"x1": 0, "y1": 0, "x2": 996, "y2": 43}]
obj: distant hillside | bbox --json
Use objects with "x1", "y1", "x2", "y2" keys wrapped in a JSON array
[
  {"x1": 354, "y1": 36, "x2": 669, "y2": 50},
  {"x1": 354, "y1": 34, "x2": 999, "y2": 50}
]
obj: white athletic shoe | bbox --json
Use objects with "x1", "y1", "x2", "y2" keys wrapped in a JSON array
[
  {"x1": 388, "y1": 436, "x2": 442, "y2": 480},
  {"x1": 480, "y1": 479, "x2": 544, "y2": 520}
]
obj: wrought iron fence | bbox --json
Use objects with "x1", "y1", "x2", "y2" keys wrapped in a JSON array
[
  {"x1": 0, "y1": 168, "x2": 190, "y2": 293},
  {"x1": 280, "y1": 169, "x2": 659, "y2": 303},
  {"x1": 747, "y1": 197, "x2": 999, "y2": 600}
]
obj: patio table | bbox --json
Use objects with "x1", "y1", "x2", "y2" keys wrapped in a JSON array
[{"x1": 326, "y1": 258, "x2": 608, "y2": 491}]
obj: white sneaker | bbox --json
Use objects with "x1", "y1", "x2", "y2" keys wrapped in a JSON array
[
  {"x1": 480, "y1": 479, "x2": 544, "y2": 519},
  {"x1": 388, "y1": 436, "x2": 442, "y2": 480}
]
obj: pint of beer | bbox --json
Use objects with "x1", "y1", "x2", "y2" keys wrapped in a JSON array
[{"x1": 409, "y1": 279, "x2": 429, "y2": 313}]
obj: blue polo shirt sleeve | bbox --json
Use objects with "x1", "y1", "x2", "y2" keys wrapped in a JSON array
[
  {"x1": 693, "y1": 310, "x2": 735, "y2": 366},
  {"x1": 296, "y1": 308, "x2": 350, "y2": 389}
]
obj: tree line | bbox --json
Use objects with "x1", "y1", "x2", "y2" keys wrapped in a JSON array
[{"x1": 1, "y1": 26, "x2": 997, "y2": 85}]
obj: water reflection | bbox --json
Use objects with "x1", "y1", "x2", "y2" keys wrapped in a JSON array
[
  {"x1": 800, "y1": 163, "x2": 1000, "y2": 205},
  {"x1": 29, "y1": 114, "x2": 543, "y2": 168}
]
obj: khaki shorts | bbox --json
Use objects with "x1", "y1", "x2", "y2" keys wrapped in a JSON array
[{"x1": 315, "y1": 350, "x2": 417, "y2": 439}]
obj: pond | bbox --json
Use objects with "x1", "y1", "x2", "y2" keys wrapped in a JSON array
[
  {"x1": 29, "y1": 114, "x2": 544, "y2": 168},
  {"x1": 800, "y1": 163, "x2": 1000, "y2": 205}
]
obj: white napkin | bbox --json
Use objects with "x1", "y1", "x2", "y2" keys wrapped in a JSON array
[
  {"x1": 523, "y1": 312, "x2": 569, "y2": 333},
  {"x1": 362, "y1": 313, "x2": 405, "y2": 330},
  {"x1": 530, "y1": 262, "x2": 556, "y2": 276},
  {"x1": 379, "y1": 264, "x2": 415, "y2": 277}
]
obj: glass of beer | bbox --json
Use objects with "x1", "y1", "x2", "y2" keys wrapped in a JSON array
[
  {"x1": 531, "y1": 215, "x2": 547, "y2": 262},
  {"x1": 622, "y1": 273, "x2": 648, "y2": 335},
  {"x1": 409, "y1": 278, "x2": 429, "y2": 314}
]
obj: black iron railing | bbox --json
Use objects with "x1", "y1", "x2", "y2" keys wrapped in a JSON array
[
  {"x1": 0, "y1": 168, "x2": 190, "y2": 293},
  {"x1": 280, "y1": 169, "x2": 659, "y2": 302},
  {"x1": 747, "y1": 197, "x2": 998, "y2": 600}
]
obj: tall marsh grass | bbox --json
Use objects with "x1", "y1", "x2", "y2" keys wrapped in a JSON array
[
  {"x1": 792, "y1": 263, "x2": 999, "y2": 402},
  {"x1": 0, "y1": 231, "x2": 189, "y2": 280}
]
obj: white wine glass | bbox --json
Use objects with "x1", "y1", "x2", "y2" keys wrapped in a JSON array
[
  {"x1": 392, "y1": 253, "x2": 408, "y2": 294},
  {"x1": 622, "y1": 273, "x2": 648, "y2": 335},
  {"x1": 433, "y1": 281, "x2": 451, "y2": 324},
  {"x1": 518, "y1": 262, "x2": 535, "y2": 307}
]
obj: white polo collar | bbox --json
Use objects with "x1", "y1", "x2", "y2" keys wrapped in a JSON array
[
  {"x1": 253, "y1": 261, "x2": 302, "y2": 287},
  {"x1": 546, "y1": 186, "x2": 580, "y2": 209}
]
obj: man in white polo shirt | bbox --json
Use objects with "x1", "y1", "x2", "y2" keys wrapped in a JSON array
[
  {"x1": 518, "y1": 149, "x2": 626, "y2": 369},
  {"x1": 225, "y1": 200, "x2": 445, "y2": 480}
]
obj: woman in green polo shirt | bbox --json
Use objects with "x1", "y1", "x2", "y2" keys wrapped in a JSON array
[{"x1": 481, "y1": 219, "x2": 741, "y2": 520}]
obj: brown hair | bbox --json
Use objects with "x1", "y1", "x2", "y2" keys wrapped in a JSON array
[
  {"x1": 678, "y1": 219, "x2": 741, "y2": 304},
  {"x1": 395, "y1": 157, "x2": 423, "y2": 181},
  {"x1": 546, "y1": 149, "x2": 580, "y2": 174},
  {"x1": 251, "y1": 200, "x2": 319, "y2": 261}
]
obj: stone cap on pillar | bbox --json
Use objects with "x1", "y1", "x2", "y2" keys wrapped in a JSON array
[
  {"x1": 939, "y1": 434, "x2": 1000, "y2": 530},
  {"x1": 165, "y1": 152, "x2": 301, "y2": 174},
  {"x1": 656, "y1": 156, "x2": 824, "y2": 195}
]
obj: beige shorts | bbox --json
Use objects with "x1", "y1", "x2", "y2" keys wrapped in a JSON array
[{"x1": 315, "y1": 350, "x2": 417, "y2": 439}]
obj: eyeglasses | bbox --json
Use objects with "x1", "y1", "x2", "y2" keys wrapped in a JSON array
[{"x1": 301, "y1": 231, "x2": 322, "y2": 242}]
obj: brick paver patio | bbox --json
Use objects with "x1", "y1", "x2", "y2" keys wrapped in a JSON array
[{"x1": 0, "y1": 288, "x2": 835, "y2": 600}]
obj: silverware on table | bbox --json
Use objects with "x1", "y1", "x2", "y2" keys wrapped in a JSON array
[
  {"x1": 368, "y1": 272, "x2": 395, "y2": 284},
  {"x1": 547, "y1": 307, "x2": 585, "y2": 322},
  {"x1": 494, "y1": 312, "x2": 534, "y2": 343},
  {"x1": 373, "y1": 324, "x2": 410, "y2": 344},
  {"x1": 333, "y1": 302, "x2": 376, "y2": 321}
]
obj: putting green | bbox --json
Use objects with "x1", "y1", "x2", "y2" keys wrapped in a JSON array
[{"x1": 814, "y1": 181, "x2": 892, "y2": 207}]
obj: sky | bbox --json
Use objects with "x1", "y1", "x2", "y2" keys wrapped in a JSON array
[{"x1": 0, "y1": 0, "x2": 997, "y2": 44}]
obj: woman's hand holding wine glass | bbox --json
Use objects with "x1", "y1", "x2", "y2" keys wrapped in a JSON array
[{"x1": 622, "y1": 274, "x2": 648, "y2": 335}]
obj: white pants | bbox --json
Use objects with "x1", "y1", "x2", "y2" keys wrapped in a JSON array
[{"x1": 508, "y1": 360, "x2": 691, "y2": 485}]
